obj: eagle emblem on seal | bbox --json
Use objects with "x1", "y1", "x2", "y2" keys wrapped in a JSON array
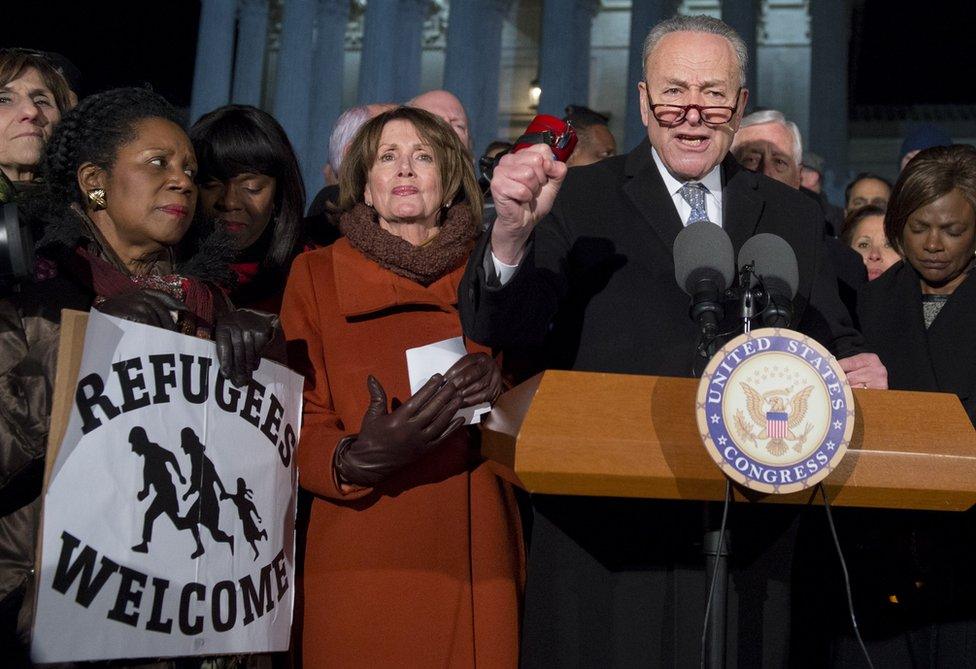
[{"x1": 734, "y1": 383, "x2": 815, "y2": 455}]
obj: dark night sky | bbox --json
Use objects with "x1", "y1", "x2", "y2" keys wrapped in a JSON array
[
  {"x1": 2, "y1": 1, "x2": 201, "y2": 107},
  {"x1": 852, "y1": 0, "x2": 976, "y2": 105},
  {"x1": 2, "y1": 0, "x2": 974, "y2": 110}
]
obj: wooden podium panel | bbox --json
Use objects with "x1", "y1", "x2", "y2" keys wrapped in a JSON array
[{"x1": 481, "y1": 370, "x2": 976, "y2": 511}]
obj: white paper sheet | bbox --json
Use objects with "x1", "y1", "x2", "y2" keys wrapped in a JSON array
[{"x1": 405, "y1": 337, "x2": 492, "y2": 424}]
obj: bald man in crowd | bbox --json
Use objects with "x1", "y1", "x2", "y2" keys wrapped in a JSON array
[{"x1": 409, "y1": 89, "x2": 470, "y2": 150}]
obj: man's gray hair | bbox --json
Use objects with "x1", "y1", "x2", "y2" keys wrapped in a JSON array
[
  {"x1": 328, "y1": 105, "x2": 372, "y2": 175},
  {"x1": 738, "y1": 109, "x2": 803, "y2": 165},
  {"x1": 642, "y1": 14, "x2": 748, "y2": 86}
]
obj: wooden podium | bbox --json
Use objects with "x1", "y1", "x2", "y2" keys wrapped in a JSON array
[{"x1": 481, "y1": 370, "x2": 976, "y2": 511}]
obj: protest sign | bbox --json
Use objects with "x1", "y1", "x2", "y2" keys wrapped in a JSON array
[{"x1": 32, "y1": 310, "x2": 302, "y2": 662}]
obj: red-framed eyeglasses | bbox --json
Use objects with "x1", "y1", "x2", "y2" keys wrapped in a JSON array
[{"x1": 644, "y1": 85, "x2": 743, "y2": 127}]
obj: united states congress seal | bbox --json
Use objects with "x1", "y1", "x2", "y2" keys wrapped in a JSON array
[{"x1": 695, "y1": 328, "x2": 855, "y2": 494}]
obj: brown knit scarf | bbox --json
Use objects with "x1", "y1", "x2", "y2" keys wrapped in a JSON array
[{"x1": 339, "y1": 202, "x2": 480, "y2": 285}]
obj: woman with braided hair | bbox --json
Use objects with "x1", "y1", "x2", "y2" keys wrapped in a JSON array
[{"x1": 0, "y1": 87, "x2": 280, "y2": 662}]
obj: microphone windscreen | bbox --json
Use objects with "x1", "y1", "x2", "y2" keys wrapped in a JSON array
[
  {"x1": 673, "y1": 222, "x2": 735, "y2": 294},
  {"x1": 737, "y1": 233, "x2": 799, "y2": 297}
]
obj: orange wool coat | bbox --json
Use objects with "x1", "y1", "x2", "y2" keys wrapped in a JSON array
[{"x1": 280, "y1": 239, "x2": 524, "y2": 668}]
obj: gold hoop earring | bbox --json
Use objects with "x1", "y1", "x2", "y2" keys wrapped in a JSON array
[{"x1": 87, "y1": 189, "x2": 107, "y2": 210}]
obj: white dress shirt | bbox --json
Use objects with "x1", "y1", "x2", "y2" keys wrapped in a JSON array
[{"x1": 491, "y1": 149, "x2": 726, "y2": 283}]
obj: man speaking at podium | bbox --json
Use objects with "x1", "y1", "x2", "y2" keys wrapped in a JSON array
[{"x1": 459, "y1": 14, "x2": 887, "y2": 667}]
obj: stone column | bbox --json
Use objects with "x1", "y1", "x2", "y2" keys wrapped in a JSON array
[
  {"x1": 756, "y1": 1, "x2": 811, "y2": 140},
  {"x1": 721, "y1": 0, "x2": 759, "y2": 107},
  {"x1": 358, "y1": 0, "x2": 429, "y2": 104},
  {"x1": 272, "y1": 0, "x2": 317, "y2": 190},
  {"x1": 623, "y1": 0, "x2": 669, "y2": 149},
  {"x1": 444, "y1": 0, "x2": 514, "y2": 155},
  {"x1": 231, "y1": 0, "x2": 270, "y2": 107},
  {"x1": 306, "y1": 0, "x2": 352, "y2": 193},
  {"x1": 537, "y1": 0, "x2": 600, "y2": 117},
  {"x1": 809, "y1": 0, "x2": 851, "y2": 187},
  {"x1": 190, "y1": 0, "x2": 238, "y2": 123}
]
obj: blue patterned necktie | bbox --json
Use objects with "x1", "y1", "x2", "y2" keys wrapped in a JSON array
[{"x1": 678, "y1": 182, "x2": 709, "y2": 225}]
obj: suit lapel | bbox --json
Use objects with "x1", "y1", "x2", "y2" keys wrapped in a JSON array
[
  {"x1": 622, "y1": 140, "x2": 684, "y2": 252},
  {"x1": 925, "y1": 269, "x2": 976, "y2": 392},
  {"x1": 621, "y1": 144, "x2": 765, "y2": 257},
  {"x1": 892, "y1": 264, "x2": 940, "y2": 391},
  {"x1": 721, "y1": 156, "x2": 764, "y2": 254}
]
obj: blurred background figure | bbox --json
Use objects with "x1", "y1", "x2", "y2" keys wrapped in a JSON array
[
  {"x1": 840, "y1": 203, "x2": 901, "y2": 280},
  {"x1": 0, "y1": 48, "x2": 73, "y2": 201},
  {"x1": 323, "y1": 103, "x2": 396, "y2": 187},
  {"x1": 409, "y1": 89, "x2": 470, "y2": 150},
  {"x1": 801, "y1": 150, "x2": 845, "y2": 235},
  {"x1": 801, "y1": 151, "x2": 825, "y2": 192},
  {"x1": 280, "y1": 106, "x2": 522, "y2": 668},
  {"x1": 323, "y1": 105, "x2": 371, "y2": 188},
  {"x1": 307, "y1": 102, "x2": 395, "y2": 223},
  {"x1": 39, "y1": 50, "x2": 82, "y2": 107},
  {"x1": 731, "y1": 108, "x2": 866, "y2": 314},
  {"x1": 481, "y1": 139, "x2": 513, "y2": 164},
  {"x1": 732, "y1": 109, "x2": 803, "y2": 187},
  {"x1": 845, "y1": 172, "x2": 892, "y2": 214},
  {"x1": 478, "y1": 140, "x2": 513, "y2": 226},
  {"x1": 563, "y1": 105, "x2": 616, "y2": 168},
  {"x1": 190, "y1": 104, "x2": 308, "y2": 312},
  {"x1": 900, "y1": 123, "x2": 952, "y2": 172}
]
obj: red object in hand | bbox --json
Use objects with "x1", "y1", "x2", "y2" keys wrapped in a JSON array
[{"x1": 511, "y1": 114, "x2": 578, "y2": 162}]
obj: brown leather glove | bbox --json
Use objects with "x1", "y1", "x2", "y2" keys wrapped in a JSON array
[
  {"x1": 335, "y1": 374, "x2": 465, "y2": 488},
  {"x1": 443, "y1": 352, "x2": 504, "y2": 407},
  {"x1": 214, "y1": 308, "x2": 278, "y2": 387},
  {"x1": 96, "y1": 289, "x2": 187, "y2": 330}
]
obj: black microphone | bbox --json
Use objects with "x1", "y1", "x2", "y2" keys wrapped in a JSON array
[
  {"x1": 674, "y1": 222, "x2": 735, "y2": 340},
  {"x1": 736, "y1": 233, "x2": 799, "y2": 328}
]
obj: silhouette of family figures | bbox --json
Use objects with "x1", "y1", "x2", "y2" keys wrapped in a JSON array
[
  {"x1": 223, "y1": 478, "x2": 268, "y2": 560},
  {"x1": 129, "y1": 426, "x2": 267, "y2": 560}
]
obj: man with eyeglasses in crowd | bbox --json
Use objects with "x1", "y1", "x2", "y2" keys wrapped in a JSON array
[{"x1": 460, "y1": 14, "x2": 886, "y2": 666}]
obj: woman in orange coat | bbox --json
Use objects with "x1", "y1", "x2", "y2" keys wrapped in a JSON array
[{"x1": 280, "y1": 107, "x2": 524, "y2": 667}]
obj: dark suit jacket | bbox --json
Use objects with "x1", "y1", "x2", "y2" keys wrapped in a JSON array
[
  {"x1": 458, "y1": 140, "x2": 865, "y2": 667},
  {"x1": 858, "y1": 261, "x2": 976, "y2": 426},
  {"x1": 460, "y1": 139, "x2": 862, "y2": 376},
  {"x1": 825, "y1": 236, "x2": 867, "y2": 326}
]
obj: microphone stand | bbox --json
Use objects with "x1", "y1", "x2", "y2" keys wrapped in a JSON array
[{"x1": 702, "y1": 263, "x2": 758, "y2": 669}]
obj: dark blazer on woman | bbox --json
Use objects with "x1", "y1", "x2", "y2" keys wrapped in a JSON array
[
  {"x1": 858, "y1": 260, "x2": 976, "y2": 426},
  {"x1": 812, "y1": 260, "x2": 976, "y2": 667}
]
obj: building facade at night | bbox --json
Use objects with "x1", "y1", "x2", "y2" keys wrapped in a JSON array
[{"x1": 189, "y1": 0, "x2": 974, "y2": 201}]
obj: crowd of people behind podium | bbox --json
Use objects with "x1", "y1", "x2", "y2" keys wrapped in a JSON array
[{"x1": 1, "y1": 11, "x2": 976, "y2": 668}]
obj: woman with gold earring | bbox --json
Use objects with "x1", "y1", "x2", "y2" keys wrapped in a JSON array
[{"x1": 0, "y1": 87, "x2": 281, "y2": 662}]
